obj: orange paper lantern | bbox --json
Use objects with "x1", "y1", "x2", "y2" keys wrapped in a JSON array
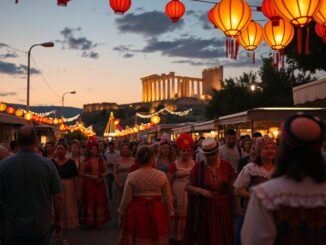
[
  {"x1": 212, "y1": 0, "x2": 251, "y2": 59},
  {"x1": 208, "y1": 4, "x2": 218, "y2": 28},
  {"x1": 262, "y1": 0, "x2": 281, "y2": 25},
  {"x1": 264, "y1": 18, "x2": 294, "y2": 68},
  {"x1": 109, "y1": 0, "x2": 131, "y2": 15},
  {"x1": 15, "y1": 109, "x2": 24, "y2": 117},
  {"x1": 6, "y1": 107, "x2": 15, "y2": 115},
  {"x1": 313, "y1": 0, "x2": 326, "y2": 26},
  {"x1": 165, "y1": 0, "x2": 186, "y2": 23},
  {"x1": 273, "y1": 0, "x2": 323, "y2": 55},
  {"x1": 0, "y1": 102, "x2": 7, "y2": 112},
  {"x1": 237, "y1": 21, "x2": 264, "y2": 63},
  {"x1": 24, "y1": 111, "x2": 33, "y2": 121},
  {"x1": 150, "y1": 115, "x2": 161, "y2": 125},
  {"x1": 315, "y1": 23, "x2": 326, "y2": 43}
]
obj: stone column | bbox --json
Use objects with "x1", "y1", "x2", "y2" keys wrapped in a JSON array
[
  {"x1": 171, "y1": 77, "x2": 175, "y2": 99},
  {"x1": 162, "y1": 78, "x2": 166, "y2": 100},
  {"x1": 184, "y1": 79, "x2": 188, "y2": 97},
  {"x1": 143, "y1": 81, "x2": 146, "y2": 102},
  {"x1": 197, "y1": 80, "x2": 201, "y2": 98},
  {"x1": 178, "y1": 78, "x2": 182, "y2": 98},
  {"x1": 158, "y1": 80, "x2": 161, "y2": 101},
  {"x1": 167, "y1": 77, "x2": 171, "y2": 99},
  {"x1": 191, "y1": 80, "x2": 195, "y2": 97},
  {"x1": 148, "y1": 80, "x2": 152, "y2": 102},
  {"x1": 153, "y1": 79, "x2": 157, "y2": 101}
]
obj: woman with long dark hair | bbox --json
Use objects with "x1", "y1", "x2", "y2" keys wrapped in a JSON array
[
  {"x1": 242, "y1": 114, "x2": 326, "y2": 245},
  {"x1": 118, "y1": 145, "x2": 174, "y2": 245}
]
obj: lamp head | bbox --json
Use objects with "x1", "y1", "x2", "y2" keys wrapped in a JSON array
[
  {"x1": 70, "y1": 91, "x2": 76, "y2": 94},
  {"x1": 41, "y1": 42, "x2": 54, "y2": 48}
]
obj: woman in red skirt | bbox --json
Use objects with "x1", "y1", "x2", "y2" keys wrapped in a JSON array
[
  {"x1": 118, "y1": 145, "x2": 174, "y2": 245},
  {"x1": 79, "y1": 138, "x2": 110, "y2": 228}
]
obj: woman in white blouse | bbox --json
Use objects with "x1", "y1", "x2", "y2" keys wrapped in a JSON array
[{"x1": 241, "y1": 114, "x2": 326, "y2": 245}]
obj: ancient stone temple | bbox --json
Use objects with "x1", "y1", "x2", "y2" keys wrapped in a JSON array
[{"x1": 141, "y1": 66, "x2": 223, "y2": 102}]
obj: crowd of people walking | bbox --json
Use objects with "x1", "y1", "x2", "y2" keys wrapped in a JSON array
[{"x1": 0, "y1": 113, "x2": 326, "y2": 245}]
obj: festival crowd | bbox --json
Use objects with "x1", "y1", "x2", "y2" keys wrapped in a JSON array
[{"x1": 0, "y1": 113, "x2": 326, "y2": 245}]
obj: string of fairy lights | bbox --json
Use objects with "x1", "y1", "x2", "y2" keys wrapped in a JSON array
[{"x1": 136, "y1": 108, "x2": 193, "y2": 118}]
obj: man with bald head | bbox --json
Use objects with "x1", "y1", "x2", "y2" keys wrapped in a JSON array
[{"x1": 0, "y1": 126, "x2": 64, "y2": 245}]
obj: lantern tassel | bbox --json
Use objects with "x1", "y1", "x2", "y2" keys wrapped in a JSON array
[
  {"x1": 305, "y1": 26, "x2": 310, "y2": 55},
  {"x1": 281, "y1": 50, "x2": 285, "y2": 69},
  {"x1": 235, "y1": 41, "x2": 239, "y2": 60},
  {"x1": 229, "y1": 39, "x2": 232, "y2": 58},
  {"x1": 297, "y1": 28, "x2": 303, "y2": 55},
  {"x1": 226, "y1": 39, "x2": 229, "y2": 58},
  {"x1": 231, "y1": 39, "x2": 234, "y2": 59},
  {"x1": 276, "y1": 52, "x2": 279, "y2": 70},
  {"x1": 15, "y1": 0, "x2": 18, "y2": 3},
  {"x1": 253, "y1": 52, "x2": 255, "y2": 64}
]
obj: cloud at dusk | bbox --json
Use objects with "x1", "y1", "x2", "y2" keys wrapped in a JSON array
[
  {"x1": 115, "y1": 11, "x2": 185, "y2": 36},
  {"x1": 0, "y1": 91, "x2": 17, "y2": 97},
  {"x1": 56, "y1": 27, "x2": 100, "y2": 59},
  {"x1": 0, "y1": 61, "x2": 39, "y2": 75}
]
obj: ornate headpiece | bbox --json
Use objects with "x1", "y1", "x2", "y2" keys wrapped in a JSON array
[
  {"x1": 176, "y1": 133, "x2": 194, "y2": 150},
  {"x1": 86, "y1": 136, "x2": 97, "y2": 148}
]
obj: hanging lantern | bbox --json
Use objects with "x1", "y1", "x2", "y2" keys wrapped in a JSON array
[
  {"x1": 165, "y1": 0, "x2": 186, "y2": 23},
  {"x1": 315, "y1": 23, "x2": 326, "y2": 43},
  {"x1": 212, "y1": 0, "x2": 252, "y2": 59},
  {"x1": 151, "y1": 115, "x2": 161, "y2": 125},
  {"x1": 109, "y1": 0, "x2": 131, "y2": 15},
  {"x1": 264, "y1": 18, "x2": 295, "y2": 69},
  {"x1": 53, "y1": 118, "x2": 59, "y2": 124},
  {"x1": 24, "y1": 111, "x2": 33, "y2": 121},
  {"x1": 0, "y1": 102, "x2": 7, "y2": 112},
  {"x1": 313, "y1": 0, "x2": 326, "y2": 26},
  {"x1": 59, "y1": 124, "x2": 66, "y2": 131},
  {"x1": 57, "y1": 0, "x2": 70, "y2": 6},
  {"x1": 15, "y1": 109, "x2": 24, "y2": 117},
  {"x1": 6, "y1": 107, "x2": 15, "y2": 115},
  {"x1": 208, "y1": 4, "x2": 219, "y2": 28},
  {"x1": 273, "y1": 0, "x2": 323, "y2": 55},
  {"x1": 237, "y1": 20, "x2": 264, "y2": 64},
  {"x1": 261, "y1": 0, "x2": 281, "y2": 25}
]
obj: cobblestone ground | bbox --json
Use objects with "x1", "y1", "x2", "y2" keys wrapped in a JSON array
[{"x1": 51, "y1": 219, "x2": 120, "y2": 245}]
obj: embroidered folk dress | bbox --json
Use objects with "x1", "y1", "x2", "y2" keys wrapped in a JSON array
[
  {"x1": 241, "y1": 176, "x2": 326, "y2": 245},
  {"x1": 118, "y1": 168, "x2": 174, "y2": 245},
  {"x1": 112, "y1": 157, "x2": 135, "y2": 216},
  {"x1": 185, "y1": 160, "x2": 236, "y2": 245},
  {"x1": 80, "y1": 158, "x2": 110, "y2": 225},
  {"x1": 168, "y1": 160, "x2": 194, "y2": 241},
  {"x1": 52, "y1": 159, "x2": 79, "y2": 229},
  {"x1": 234, "y1": 162, "x2": 273, "y2": 211}
]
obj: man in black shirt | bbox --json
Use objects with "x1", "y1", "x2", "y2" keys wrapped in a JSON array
[{"x1": 0, "y1": 126, "x2": 64, "y2": 245}]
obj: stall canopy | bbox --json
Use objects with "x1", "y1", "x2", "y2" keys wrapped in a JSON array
[{"x1": 293, "y1": 78, "x2": 326, "y2": 106}]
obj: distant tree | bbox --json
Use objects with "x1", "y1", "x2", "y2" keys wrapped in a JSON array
[{"x1": 205, "y1": 56, "x2": 315, "y2": 119}]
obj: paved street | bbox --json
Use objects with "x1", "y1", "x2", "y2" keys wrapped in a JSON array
[{"x1": 51, "y1": 220, "x2": 120, "y2": 245}]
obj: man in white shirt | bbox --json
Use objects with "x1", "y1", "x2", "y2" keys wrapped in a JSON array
[
  {"x1": 219, "y1": 128, "x2": 244, "y2": 172},
  {"x1": 104, "y1": 141, "x2": 120, "y2": 200}
]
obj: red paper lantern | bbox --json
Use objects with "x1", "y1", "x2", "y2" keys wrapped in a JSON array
[
  {"x1": 165, "y1": 0, "x2": 186, "y2": 23},
  {"x1": 6, "y1": 107, "x2": 15, "y2": 115},
  {"x1": 208, "y1": 4, "x2": 218, "y2": 28},
  {"x1": 261, "y1": 0, "x2": 280, "y2": 25},
  {"x1": 57, "y1": 0, "x2": 70, "y2": 6},
  {"x1": 109, "y1": 0, "x2": 131, "y2": 15},
  {"x1": 315, "y1": 23, "x2": 326, "y2": 43}
]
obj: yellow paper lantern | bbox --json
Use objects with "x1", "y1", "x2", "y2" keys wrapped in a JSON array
[
  {"x1": 264, "y1": 18, "x2": 294, "y2": 51},
  {"x1": 273, "y1": 0, "x2": 322, "y2": 27},
  {"x1": 151, "y1": 115, "x2": 161, "y2": 125},
  {"x1": 212, "y1": 0, "x2": 251, "y2": 59},
  {"x1": 15, "y1": 109, "x2": 24, "y2": 117},
  {"x1": 238, "y1": 21, "x2": 264, "y2": 51},
  {"x1": 264, "y1": 18, "x2": 294, "y2": 68},
  {"x1": 0, "y1": 102, "x2": 7, "y2": 112},
  {"x1": 24, "y1": 111, "x2": 33, "y2": 121},
  {"x1": 213, "y1": 0, "x2": 252, "y2": 37},
  {"x1": 313, "y1": 0, "x2": 326, "y2": 26},
  {"x1": 6, "y1": 107, "x2": 15, "y2": 115},
  {"x1": 53, "y1": 118, "x2": 59, "y2": 124}
]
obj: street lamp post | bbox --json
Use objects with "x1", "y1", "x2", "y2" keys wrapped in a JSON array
[
  {"x1": 62, "y1": 91, "x2": 76, "y2": 118},
  {"x1": 27, "y1": 42, "x2": 54, "y2": 111}
]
